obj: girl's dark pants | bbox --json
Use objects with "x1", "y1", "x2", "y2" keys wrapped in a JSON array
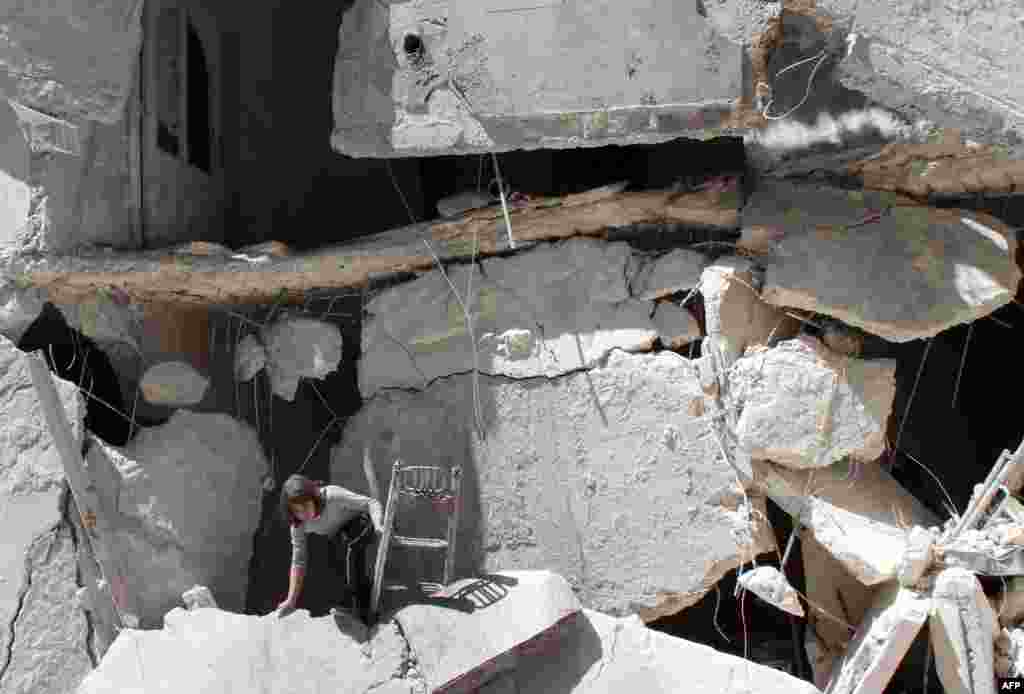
[{"x1": 327, "y1": 513, "x2": 375, "y2": 621}]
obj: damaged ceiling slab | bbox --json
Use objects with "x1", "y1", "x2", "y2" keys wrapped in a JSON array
[
  {"x1": 18, "y1": 186, "x2": 740, "y2": 306},
  {"x1": 331, "y1": 0, "x2": 749, "y2": 157}
]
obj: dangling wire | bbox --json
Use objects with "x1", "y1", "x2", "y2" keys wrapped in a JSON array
[{"x1": 759, "y1": 49, "x2": 829, "y2": 121}]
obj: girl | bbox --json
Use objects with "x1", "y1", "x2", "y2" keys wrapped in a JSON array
[{"x1": 276, "y1": 474, "x2": 384, "y2": 623}]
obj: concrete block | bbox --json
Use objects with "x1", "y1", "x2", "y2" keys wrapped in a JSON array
[{"x1": 929, "y1": 568, "x2": 997, "y2": 694}]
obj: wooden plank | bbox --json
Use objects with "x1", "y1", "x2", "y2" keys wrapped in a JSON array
[{"x1": 24, "y1": 350, "x2": 140, "y2": 629}]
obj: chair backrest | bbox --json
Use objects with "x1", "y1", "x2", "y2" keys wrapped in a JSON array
[{"x1": 395, "y1": 465, "x2": 455, "y2": 496}]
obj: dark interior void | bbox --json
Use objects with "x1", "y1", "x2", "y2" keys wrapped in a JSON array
[
  {"x1": 17, "y1": 303, "x2": 132, "y2": 447},
  {"x1": 242, "y1": 292, "x2": 365, "y2": 617},
  {"x1": 186, "y1": 19, "x2": 212, "y2": 174}
]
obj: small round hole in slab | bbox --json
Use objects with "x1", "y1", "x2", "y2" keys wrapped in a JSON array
[{"x1": 403, "y1": 34, "x2": 424, "y2": 58}]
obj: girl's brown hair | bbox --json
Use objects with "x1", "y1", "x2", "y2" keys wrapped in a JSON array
[{"x1": 280, "y1": 474, "x2": 325, "y2": 527}]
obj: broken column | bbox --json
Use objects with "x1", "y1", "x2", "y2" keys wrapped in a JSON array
[
  {"x1": 929, "y1": 568, "x2": 997, "y2": 694},
  {"x1": 824, "y1": 583, "x2": 931, "y2": 694}
]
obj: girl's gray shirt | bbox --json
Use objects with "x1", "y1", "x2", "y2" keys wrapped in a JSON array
[{"x1": 290, "y1": 485, "x2": 376, "y2": 572}]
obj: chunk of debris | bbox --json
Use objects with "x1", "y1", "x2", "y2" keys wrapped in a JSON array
[
  {"x1": 237, "y1": 240, "x2": 291, "y2": 258},
  {"x1": 748, "y1": 180, "x2": 1020, "y2": 342},
  {"x1": 651, "y1": 302, "x2": 701, "y2": 349},
  {"x1": 140, "y1": 360, "x2": 210, "y2": 407},
  {"x1": 234, "y1": 334, "x2": 267, "y2": 382},
  {"x1": 736, "y1": 566, "x2": 803, "y2": 617},
  {"x1": 393, "y1": 571, "x2": 581, "y2": 693},
  {"x1": 731, "y1": 337, "x2": 896, "y2": 469},
  {"x1": 994, "y1": 576, "x2": 1024, "y2": 629},
  {"x1": 752, "y1": 459, "x2": 938, "y2": 585},
  {"x1": 262, "y1": 316, "x2": 344, "y2": 401},
  {"x1": 182, "y1": 585, "x2": 218, "y2": 610},
  {"x1": 700, "y1": 258, "x2": 797, "y2": 368},
  {"x1": 628, "y1": 249, "x2": 705, "y2": 301},
  {"x1": 929, "y1": 568, "x2": 997, "y2": 694},
  {"x1": 897, "y1": 526, "x2": 935, "y2": 588},
  {"x1": 824, "y1": 583, "x2": 931, "y2": 694},
  {"x1": 0, "y1": 283, "x2": 47, "y2": 343}
]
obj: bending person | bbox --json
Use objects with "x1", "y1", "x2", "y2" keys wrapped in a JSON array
[{"x1": 276, "y1": 474, "x2": 384, "y2": 623}]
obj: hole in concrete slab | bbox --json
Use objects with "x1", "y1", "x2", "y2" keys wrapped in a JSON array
[
  {"x1": 403, "y1": 33, "x2": 423, "y2": 58},
  {"x1": 238, "y1": 290, "x2": 367, "y2": 618},
  {"x1": 17, "y1": 303, "x2": 133, "y2": 447}
]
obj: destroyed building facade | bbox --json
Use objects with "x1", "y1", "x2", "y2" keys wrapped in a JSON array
[{"x1": 2, "y1": 0, "x2": 1024, "y2": 693}]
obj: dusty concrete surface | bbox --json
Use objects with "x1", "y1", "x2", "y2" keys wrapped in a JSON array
[
  {"x1": 333, "y1": 349, "x2": 776, "y2": 620},
  {"x1": 332, "y1": 0, "x2": 746, "y2": 157},
  {"x1": 393, "y1": 571, "x2": 581, "y2": 693},
  {"x1": 479, "y1": 607, "x2": 822, "y2": 694},
  {"x1": 360, "y1": 238, "x2": 657, "y2": 396},
  {"x1": 746, "y1": 180, "x2": 1020, "y2": 342},
  {"x1": 0, "y1": 0, "x2": 143, "y2": 123},
  {"x1": 75, "y1": 607, "x2": 416, "y2": 694},
  {"x1": 84, "y1": 411, "x2": 266, "y2": 626},
  {"x1": 929, "y1": 568, "x2": 997, "y2": 694},
  {"x1": 628, "y1": 248, "x2": 705, "y2": 301},
  {"x1": 20, "y1": 188, "x2": 739, "y2": 307},
  {"x1": 730, "y1": 336, "x2": 895, "y2": 469},
  {"x1": 650, "y1": 302, "x2": 700, "y2": 349}
]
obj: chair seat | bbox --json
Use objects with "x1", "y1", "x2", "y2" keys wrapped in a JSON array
[{"x1": 392, "y1": 535, "x2": 449, "y2": 549}]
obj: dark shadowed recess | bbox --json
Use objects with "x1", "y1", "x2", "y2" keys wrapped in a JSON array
[{"x1": 17, "y1": 303, "x2": 132, "y2": 447}]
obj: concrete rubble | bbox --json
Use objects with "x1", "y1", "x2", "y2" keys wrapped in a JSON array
[
  {"x1": 76, "y1": 570, "x2": 821, "y2": 694},
  {"x1": 731, "y1": 337, "x2": 896, "y2": 470},
  {"x1": 823, "y1": 583, "x2": 931, "y2": 694},
  {"x1": 650, "y1": 302, "x2": 701, "y2": 350},
  {"x1": 335, "y1": 348, "x2": 777, "y2": 620},
  {"x1": 360, "y1": 238, "x2": 659, "y2": 396},
  {"x1": 747, "y1": 180, "x2": 1020, "y2": 343},
  {"x1": 929, "y1": 568, "x2": 997, "y2": 694},
  {"x1": 182, "y1": 586, "x2": 218, "y2": 611}
]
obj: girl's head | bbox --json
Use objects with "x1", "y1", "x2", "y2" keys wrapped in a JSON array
[{"x1": 280, "y1": 474, "x2": 324, "y2": 526}]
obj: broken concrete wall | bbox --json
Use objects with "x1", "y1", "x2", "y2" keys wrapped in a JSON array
[
  {"x1": 331, "y1": 0, "x2": 750, "y2": 157},
  {"x1": 334, "y1": 348, "x2": 776, "y2": 620}
]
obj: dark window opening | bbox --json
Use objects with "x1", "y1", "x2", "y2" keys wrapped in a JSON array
[
  {"x1": 155, "y1": 6, "x2": 182, "y2": 158},
  {"x1": 187, "y1": 19, "x2": 212, "y2": 173}
]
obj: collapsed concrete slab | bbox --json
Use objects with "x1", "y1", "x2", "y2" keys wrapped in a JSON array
[
  {"x1": 335, "y1": 349, "x2": 776, "y2": 619},
  {"x1": 360, "y1": 238, "x2": 657, "y2": 396},
  {"x1": 479, "y1": 607, "x2": 821, "y2": 694},
  {"x1": 628, "y1": 249, "x2": 705, "y2": 301},
  {"x1": 823, "y1": 583, "x2": 931, "y2": 694},
  {"x1": 0, "y1": 0, "x2": 143, "y2": 123},
  {"x1": 393, "y1": 571, "x2": 581, "y2": 693},
  {"x1": 802, "y1": 533, "x2": 877, "y2": 689},
  {"x1": 23, "y1": 188, "x2": 739, "y2": 307},
  {"x1": 75, "y1": 607, "x2": 416, "y2": 694},
  {"x1": 994, "y1": 576, "x2": 1024, "y2": 629},
  {"x1": 83, "y1": 411, "x2": 266, "y2": 626},
  {"x1": 730, "y1": 337, "x2": 896, "y2": 469},
  {"x1": 331, "y1": 0, "x2": 745, "y2": 157},
  {"x1": 752, "y1": 458, "x2": 938, "y2": 585},
  {"x1": 747, "y1": 180, "x2": 1020, "y2": 342},
  {"x1": 929, "y1": 568, "x2": 997, "y2": 694}
]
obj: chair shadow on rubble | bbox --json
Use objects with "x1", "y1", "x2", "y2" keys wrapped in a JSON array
[{"x1": 379, "y1": 573, "x2": 519, "y2": 616}]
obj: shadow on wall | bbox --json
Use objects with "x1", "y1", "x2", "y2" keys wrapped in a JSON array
[{"x1": 17, "y1": 302, "x2": 132, "y2": 446}]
